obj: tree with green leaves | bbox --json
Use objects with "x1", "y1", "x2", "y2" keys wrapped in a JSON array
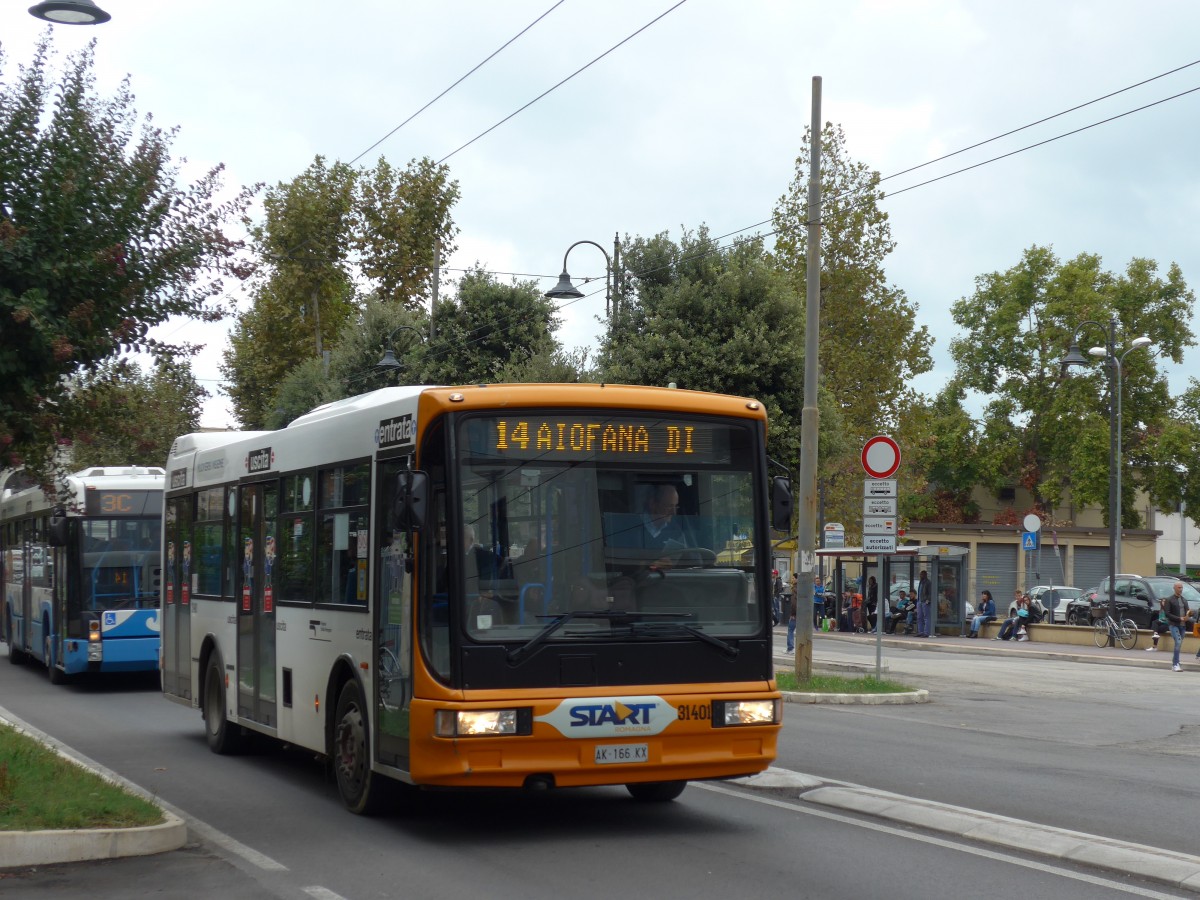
[
  {"x1": 772, "y1": 123, "x2": 933, "y2": 442},
  {"x1": 355, "y1": 157, "x2": 459, "y2": 308},
  {"x1": 949, "y1": 245, "x2": 1195, "y2": 525},
  {"x1": 61, "y1": 358, "x2": 206, "y2": 469},
  {"x1": 0, "y1": 37, "x2": 253, "y2": 481},
  {"x1": 222, "y1": 155, "x2": 458, "y2": 428},
  {"x1": 599, "y1": 228, "x2": 808, "y2": 468},
  {"x1": 422, "y1": 267, "x2": 559, "y2": 386}
]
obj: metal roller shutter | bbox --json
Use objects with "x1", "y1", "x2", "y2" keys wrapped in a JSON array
[
  {"x1": 1073, "y1": 546, "x2": 1109, "y2": 590},
  {"x1": 976, "y1": 542, "x2": 1018, "y2": 608}
]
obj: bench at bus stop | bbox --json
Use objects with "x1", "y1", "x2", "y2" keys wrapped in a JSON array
[{"x1": 974, "y1": 619, "x2": 1200, "y2": 653}]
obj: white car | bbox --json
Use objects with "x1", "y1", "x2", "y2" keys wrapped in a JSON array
[{"x1": 1008, "y1": 585, "x2": 1081, "y2": 622}]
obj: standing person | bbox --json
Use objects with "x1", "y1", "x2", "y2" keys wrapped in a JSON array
[
  {"x1": 865, "y1": 576, "x2": 879, "y2": 630},
  {"x1": 811, "y1": 574, "x2": 824, "y2": 629},
  {"x1": 1165, "y1": 580, "x2": 1192, "y2": 671},
  {"x1": 966, "y1": 589, "x2": 996, "y2": 638},
  {"x1": 771, "y1": 570, "x2": 784, "y2": 626},
  {"x1": 915, "y1": 569, "x2": 932, "y2": 637},
  {"x1": 782, "y1": 573, "x2": 801, "y2": 652}
]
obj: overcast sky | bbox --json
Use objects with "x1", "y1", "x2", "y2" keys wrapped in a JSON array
[{"x1": 4, "y1": 0, "x2": 1199, "y2": 428}]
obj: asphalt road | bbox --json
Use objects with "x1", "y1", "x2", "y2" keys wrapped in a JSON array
[{"x1": 2, "y1": 636, "x2": 1198, "y2": 899}]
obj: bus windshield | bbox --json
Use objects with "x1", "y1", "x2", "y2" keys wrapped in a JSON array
[
  {"x1": 454, "y1": 413, "x2": 762, "y2": 643},
  {"x1": 80, "y1": 517, "x2": 162, "y2": 610}
]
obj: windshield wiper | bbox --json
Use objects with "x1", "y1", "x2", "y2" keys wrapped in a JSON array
[
  {"x1": 506, "y1": 610, "x2": 687, "y2": 665},
  {"x1": 628, "y1": 621, "x2": 740, "y2": 659}
]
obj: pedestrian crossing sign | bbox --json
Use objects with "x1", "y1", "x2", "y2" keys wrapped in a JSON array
[{"x1": 1021, "y1": 531, "x2": 1038, "y2": 551}]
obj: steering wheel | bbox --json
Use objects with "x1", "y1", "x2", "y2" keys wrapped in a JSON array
[{"x1": 671, "y1": 547, "x2": 717, "y2": 568}]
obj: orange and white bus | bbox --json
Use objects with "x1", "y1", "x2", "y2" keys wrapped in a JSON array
[{"x1": 161, "y1": 384, "x2": 787, "y2": 812}]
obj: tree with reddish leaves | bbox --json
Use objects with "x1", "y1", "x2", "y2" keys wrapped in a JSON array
[{"x1": 0, "y1": 36, "x2": 254, "y2": 483}]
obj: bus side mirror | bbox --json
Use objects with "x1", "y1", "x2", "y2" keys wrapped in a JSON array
[
  {"x1": 395, "y1": 470, "x2": 428, "y2": 530},
  {"x1": 771, "y1": 476, "x2": 792, "y2": 532},
  {"x1": 48, "y1": 510, "x2": 69, "y2": 547}
]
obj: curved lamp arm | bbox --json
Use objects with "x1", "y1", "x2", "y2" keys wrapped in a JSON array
[{"x1": 545, "y1": 240, "x2": 613, "y2": 317}]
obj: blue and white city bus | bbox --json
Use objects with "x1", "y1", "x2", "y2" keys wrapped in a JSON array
[{"x1": 1, "y1": 467, "x2": 163, "y2": 682}]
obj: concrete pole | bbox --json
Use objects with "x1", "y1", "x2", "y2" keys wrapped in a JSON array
[
  {"x1": 794, "y1": 77, "x2": 822, "y2": 679},
  {"x1": 1181, "y1": 501, "x2": 1187, "y2": 575}
]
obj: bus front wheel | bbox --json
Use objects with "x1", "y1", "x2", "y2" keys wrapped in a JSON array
[
  {"x1": 626, "y1": 780, "x2": 687, "y2": 802},
  {"x1": 45, "y1": 634, "x2": 66, "y2": 684},
  {"x1": 333, "y1": 680, "x2": 386, "y2": 815},
  {"x1": 204, "y1": 656, "x2": 246, "y2": 754}
]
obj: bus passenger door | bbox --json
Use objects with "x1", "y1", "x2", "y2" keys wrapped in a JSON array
[
  {"x1": 375, "y1": 458, "x2": 413, "y2": 771},
  {"x1": 237, "y1": 482, "x2": 278, "y2": 729},
  {"x1": 162, "y1": 498, "x2": 192, "y2": 699}
]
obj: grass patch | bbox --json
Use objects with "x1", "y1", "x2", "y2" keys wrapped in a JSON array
[
  {"x1": 0, "y1": 724, "x2": 162, "y2": 831},
  {"x1": 776, "y1": 671, "x2": 916, "y2": 694}
]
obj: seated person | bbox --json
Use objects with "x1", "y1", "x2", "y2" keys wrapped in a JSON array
[
  {"x1": 966, "y1": 589, "x2": 996, "y2": 637},
  {"x1": 606, "y1": 483, "x2": 695, "y2": 568},
  {"x1": 886, "y1": 589, "x2": 912, "y2": 633},
  {"x1": 996, "y1": 593, "x2": 1033, "y2": 640}
]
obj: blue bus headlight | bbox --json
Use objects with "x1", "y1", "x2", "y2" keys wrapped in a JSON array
[
  {"x1": 714, "y1": 699, "x2": 780, "y2": 727},
  {"x1": 436, "y1": 709, "x2": 519, "y2": 737}
]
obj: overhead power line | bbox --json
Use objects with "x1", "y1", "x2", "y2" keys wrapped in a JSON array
[
  {"x1": 436, "y1": 0, "x2": 689, "y2": 165},
  {"x1": 346, "y1": 0, "x2": 567, "y2": 166}
]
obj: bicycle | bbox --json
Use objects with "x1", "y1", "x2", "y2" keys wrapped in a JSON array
[{"x1": 1092, "y1": 612, "x2": 1138, "y2": 650}]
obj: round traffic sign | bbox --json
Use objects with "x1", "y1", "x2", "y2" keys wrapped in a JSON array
[
  {"x1": 1023, "y1": 513, "x2": 1042, "y2": 532},
  {"x1": 861, "y1": 435, "x2": 901, "y2": 479}
]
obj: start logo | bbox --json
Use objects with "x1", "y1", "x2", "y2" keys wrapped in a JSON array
[{"x1": 536, "y1": 695, "x2": 677, "y2": 738}]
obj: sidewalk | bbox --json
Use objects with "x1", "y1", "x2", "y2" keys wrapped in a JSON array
[{"x1": 774, "y1": 626, "x2": 1194, "y2": 671}]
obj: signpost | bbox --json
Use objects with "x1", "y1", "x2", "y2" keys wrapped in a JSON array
[
  {"x1": 823, "y1": 522, "x2": 846, "y2": 549},
  {"x1": 861, "y1": 436, "x2": 902, "y2": 674}
]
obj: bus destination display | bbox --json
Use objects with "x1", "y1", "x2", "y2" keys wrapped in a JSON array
[
  {"x1": 84, "y1": 490, "x2": 163, "y2": 517},
  {"x1": 467, "y1": 415, "x2": 736, "y2": 464}
]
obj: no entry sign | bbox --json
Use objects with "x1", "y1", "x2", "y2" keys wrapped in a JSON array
[{"x1": 861, "y1": 435, "x2": 901, "y2": 480}]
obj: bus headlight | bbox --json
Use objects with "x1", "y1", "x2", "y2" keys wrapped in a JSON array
[
  {"x1": 435, "y1": 709, "x2": 522, "y2": 737},
  {"x1": 714, "y1": 699, "x2": 780, "y2": 727},
  {"x1": 88, "y1": 618, "x2": 101, "y2": 641}
]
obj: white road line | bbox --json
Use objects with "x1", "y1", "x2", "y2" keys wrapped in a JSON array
[
  {"x1": 303, "y1": 887, "x2": 350, "y2": 900},
  {"x1": 697, "y1": 782, "x2": 1183, "y2": 899}
]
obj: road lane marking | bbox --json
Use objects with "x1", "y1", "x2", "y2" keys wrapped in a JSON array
[{"x1": 697, "y1": 782, "x2": 1184, "y2": 898}]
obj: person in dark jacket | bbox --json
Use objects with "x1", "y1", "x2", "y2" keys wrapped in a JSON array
[{"x1": 1165, "y1": 580, "x2": 1192, "y2": 671}]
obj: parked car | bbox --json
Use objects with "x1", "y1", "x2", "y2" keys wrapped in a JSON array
[
  {"x1": 1066, "y1": 586, "x2": 1100, "y2": 625},
  {"x1": 1091, "y1": 575, "x2": 1200, "y2": 629},
  {"x1": 1029, "y1": 585, "x2": 1082, "y2": 623}
]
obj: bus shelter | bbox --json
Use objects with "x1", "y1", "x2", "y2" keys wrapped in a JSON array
[{"x1": 816, "y1": 544, "x2": 970, "y2": 636}]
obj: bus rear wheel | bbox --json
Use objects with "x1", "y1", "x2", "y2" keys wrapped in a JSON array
[
  {"x1": 333, "y1": 680, "x2": 386, "y2": 815},
  {"x1": 626, "y1": 780, "x2": 687, "y2": 802},
  {"x1": 204, "y1": 655, "x2": 246, "y2": 754},
  {"x1": 6, "y1": 614, "x2": 22, "y2": 664}
]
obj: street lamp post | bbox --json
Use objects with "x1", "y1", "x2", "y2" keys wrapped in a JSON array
[
  {"x1": 1061, "y1": 319, "x2": 1152, "y2": 636},
  {"x1": 1087, "y1": 335, "x2": 1153, "y2": 573},
  {"x1": 28, "y1": 0, "x2": 110, "y2": 24},
  {"x1": 375, "y1": 325, "x2": 426, "y2": 378},
  {"x1": 544, "y1": 236, "x2": 622, "y2": 318}
]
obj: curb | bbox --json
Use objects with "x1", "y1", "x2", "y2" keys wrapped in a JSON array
[
  {"x1": 809, "y1": 631, "x2": 1184, "y2": 669},
  {"x1": 736, "y1": 768, "x2": 1200, "y2": 893},
  {"x1": 780, "y1": 688, "x2": 929, "y2": 705},
  {"x1": 0, "y1": 710, "x2": 187, "y2": 869}
]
